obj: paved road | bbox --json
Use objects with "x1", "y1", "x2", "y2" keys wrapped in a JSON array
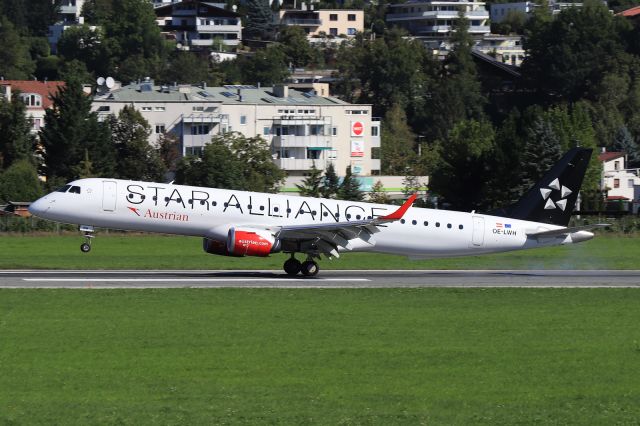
[{"x1": 0, "y1": 270, "x2": 639, "y2": 288}]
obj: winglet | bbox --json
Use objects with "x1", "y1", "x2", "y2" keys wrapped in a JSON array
[{"x1": 381, "y1": 193, "x2": 418, "y2": 221}]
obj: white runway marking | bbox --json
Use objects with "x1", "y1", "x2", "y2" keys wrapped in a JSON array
[{"x1": 23, "y1": 278, "x2": 370, "y2": 282}]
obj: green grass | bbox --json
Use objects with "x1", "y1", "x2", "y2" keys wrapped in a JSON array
[
  {"x1": 0, "y1": 233, "x2": 638, "y2": 270},
  {"x1": 0, "y1": 289, "x2": 639, "y2": 424}
]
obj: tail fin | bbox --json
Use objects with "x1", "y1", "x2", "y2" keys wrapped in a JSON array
[{"x1": 490, "y1": 148, "x2": 592, "y2": 226}]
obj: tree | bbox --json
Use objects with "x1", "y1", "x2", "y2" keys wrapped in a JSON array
[
  {"x1": 57, "y1": 25, "x2": 111, "y2": 78},
  {"x1": 338, "y1": 166, "x2": 364, "y2": 201},
  {"x1": 243, "y1": 0, "x2": 274, "y2": 41},
  {"x1": 40, "y1": 80, "x2": 115, "y2": 182},
  {"x1": 430, "y1": 119, "x2": 495, "y2": 211},
  {"x1": 0, "y1": 16, "x2": 35, "y2": 79},
  {"x1": 0, "y1": 159, "x2": 42, "y2": 202},
  {"x1": 0, "y1": 96, "x2": 35, "y2": 170},
  {"x1": 321, "y1": 162, "x2": 340, "y2": 199},
  {"x1": 238, "y1": 46, "x2": 289, "y2": 86},
  {"x1": 612, "y1": 125, "x2": 640, "y2": 167},
  {"x1": 368, "y1": 180, "x2": 390, "y2": 204},
  {"x1": 296, "y1": 162, "x2": 324, "y2": 197},
  {"x1": 278, "y1": 26, "x2": 320, "y2": 68},
  {"x1": 176, "y1": 133, "x2": 285, "y2": 192},
  {"x1": 158, "y1": 132, "x2": 181, "y2": 174},
  {"x1": 162, "y1": 51, "x2": 214, "y2": 85},
  {"x1": 109, "y1": 105, "x2": 166, "y2": 181},
  {"x1": 381, "y1": 103, "x2": 416, "y2": 175},
  {"x1": 517, "y1": 115, "x2": 563, "y2": 195},
  {"x1": 100, "y1": 0, "x2": 168, "y2": 82}
]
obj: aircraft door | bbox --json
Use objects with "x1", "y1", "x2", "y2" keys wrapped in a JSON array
[
  {"x1": 472, "y1": 216, "x2": 484, "y2": 246},
  {"x1": 102, "y1": 180, "x2": 117, "y2": 212}
]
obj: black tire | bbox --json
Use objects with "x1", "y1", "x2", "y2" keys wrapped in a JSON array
[
  {"x1": 301, "y1": 260, "x2": 319, "y2": 277},
  {"x1": 80, "y1": 243, "x2": 91, "y2": 253},
  {"x1": 283, "y1": 258, "x2": 301, "y2": 276}
]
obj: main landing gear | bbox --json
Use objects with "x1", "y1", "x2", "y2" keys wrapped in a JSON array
[
  {"x1": 283, "y1": 254, "x2": 319, "y2": 277},
  {"x1": 79, "y1": 225, "x2": 94, "y2": 253}
]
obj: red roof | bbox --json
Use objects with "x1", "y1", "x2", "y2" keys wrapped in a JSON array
[
  {"x1": 618, "y1": 5, "x2": 640, "y2": 17},
  {"x1": 0, "y1": 80, "x2": 65, "y2": 109},
  {"x1": 598, "y1": 151, "x2": 625, "y2": 162}
]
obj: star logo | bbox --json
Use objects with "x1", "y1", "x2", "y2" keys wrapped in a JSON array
[{"x1": 540, "y1": 178, "x2": 572, "y2": 211}]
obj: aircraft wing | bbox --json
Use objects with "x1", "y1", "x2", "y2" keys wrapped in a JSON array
[
  {"x1": 526, "y1": 224, "x2": 609, "y2": 238},
  {"x1": 264, "y1": 194, "x2": 417, "y2": 258}
]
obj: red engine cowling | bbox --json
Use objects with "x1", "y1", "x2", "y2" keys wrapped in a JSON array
[
  {"x1": 227, "y1": 227, "x2": 276, "y2": 257},
  {"x1": 202, "y1": 237, "x2": 242, "y2": 257}
]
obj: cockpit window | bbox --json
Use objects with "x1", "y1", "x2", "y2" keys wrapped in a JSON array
[
  {"x1": 56, "y1": 185, "x2": 71, "y2": 193},
  {"x1": 69, "y1": 186, "x2": 81, "y2": 194}
]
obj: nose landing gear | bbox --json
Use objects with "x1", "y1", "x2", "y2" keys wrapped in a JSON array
[
  {"x1": 283, "y1": 254, "x2": 319, "y2": 277},
  {"x1": 79, "y1": 225, "x2": 94, "y2": 253}
]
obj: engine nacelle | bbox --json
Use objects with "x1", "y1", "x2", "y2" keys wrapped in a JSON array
[
  {"x1": 202, "y1": 228, "x2": 278, "y2": 257},
  {"x1": 227, "y1": 227, "x2": 278, "y2": 257}
]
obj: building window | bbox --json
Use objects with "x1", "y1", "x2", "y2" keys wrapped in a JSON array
[
  {"x1": 155, "y1": 124, "x2": 165, "y2": 134},
  {"x1": 192, "y1": 106, "x2": 204, "y2": 112},
  {"x1": 329, "y1": 28, "x2": 338, "y2": 36},
  {"x1": 332, "y1": 127, "x2": 337, "y2": 136},
  {"x1": 263, "y1": 126, "x2": 271, "y2": 135},
  {"x1": 330, "y1": 13, "x2": 338, "y2": 21},
  {"x1": 33, "y1": 118, "x2": 42, "y2": 130},
  {"x1": 347, "y1": 28, "x2": 357, "y2": 35},
  {"x1": 191, "y1": 124, "x2": 210, "y2": 135},
  {"x1": 614, "y1": 178, "x2": 620, "y2": 188},
  {"x1": 186, "y1": 146, "x2": 203, "y2": 156},
  {"x1": 97, "y1": 106, "x2": 110, "y2": 112},
  {"x1": 629, "y1": 179, "x2": 635, "y2": 188},
  {"x1": 240, "y1": 115, "x2": 247, "y2": 125},
  {"x1": 614, "y1": 160, "x2": 620, "y2": 170},
  {"x1": 348, "y1": 14, "x2": 356, "y2": 21},
  {"x1": 154, "y1": 106, "x2": 165, "y2": 112},
  {"x1": 20, "y1": 93, "x2": 42, "y2": 107},
  {"x1": 371, "y1": 126, "x2": 379, "y2": 137},
  {"x1": 141, "y1": 106, "x2": 152, "y2": 111}
]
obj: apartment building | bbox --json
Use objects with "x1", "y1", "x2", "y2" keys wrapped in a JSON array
[
  {"x1": 0, "y1": 80, "x2": 65, "y2": 133},
  {"x1": 490, "y1": 0, "x2": 590, "y2": 23},
  {"x1": 386, "y1": 0, "x2": 490, "y2": 49},
  {"x1": 154, "y1": 0, "x2": 242, "y2": 49},
  {"x1": 276, "y1": 7, "x2": 364, "y2": 41},
  {"x1": 48, "y1": 0, "x2": 90, "y2": 54},
  {"x1": 91, "y1": 81, "x2": 381, "y2": 177},
  {"x1": 475, "y1": 34, "x2": 525, "y2": 66}
]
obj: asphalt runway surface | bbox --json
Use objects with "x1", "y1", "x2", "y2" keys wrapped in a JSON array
[{"x1": 0, "y1": 270, "x2": 640, "y2": 288}]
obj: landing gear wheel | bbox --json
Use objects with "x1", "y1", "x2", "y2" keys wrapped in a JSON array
[
  {"x1": 301, "y1": 260, "x2": 319, "y2": 277},
  {"x1": 80, "y1": 242, "x2": 91, "y2": 253},
  {"x1": 283, "y1": 257, "x2": 302, "y2": 276}
]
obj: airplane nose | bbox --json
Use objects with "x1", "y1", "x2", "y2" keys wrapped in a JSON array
[{"x1": 28, "y1": 196, "x2": 51, "y2": 217}]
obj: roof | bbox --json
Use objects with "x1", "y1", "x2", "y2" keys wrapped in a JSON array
[
  {"x1": 93, "y1": 83, "x2": 351, "y2": 106},
  {"x1": 617, "y1": 5, "x2": 640, "y2": 17},
  {"x1": 0, "y1": 80, "x2": 65, "y2": 109},
  {"x1": 606, "y1": 195, "x2": 630, "y2": 201},
  {"x1": 598, "y1": 152, "x2": 625, "y2": 162},
  {"x1": 154, "y1": 0, "x2": 241, "y2": 17}
]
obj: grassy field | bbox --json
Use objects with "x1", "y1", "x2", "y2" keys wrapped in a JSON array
[
  {"x1": 0, "y1": 233, "x2": 638, "y2": 270},
  {"x1": 0, "y1": 289, "x2": 639, "y2": 424}
]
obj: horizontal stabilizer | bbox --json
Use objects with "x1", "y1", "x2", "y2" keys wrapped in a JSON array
[{"x1": 526, "y1": 224, "x2": 609, "y2": 238}]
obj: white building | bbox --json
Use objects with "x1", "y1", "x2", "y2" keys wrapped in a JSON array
[
  {"x1": 91, "y1": 81, "x2": 381, "y2": 179},
  {"x1": 154, "y1": 0, "x2": 242, "y2": 49},
  {"x1": 490, "y1": 1, "x2": 589, "y2": 24},
  {"x1": 386, "y1": 0, "x2": 490, "y2": 50},
  {"x1": 599, "y1": 151, "x2": 640, "y2": 214},
  {"x1": 474, "y1": 34, "x2": 525, "y2": 66},
  {"x1": 275, "y1": 7, "x2": 364, "y2": 43},
  {"x1": 0, "y1": 80, "x2": 65, "y2": 134}
]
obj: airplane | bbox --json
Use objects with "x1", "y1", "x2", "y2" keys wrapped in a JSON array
[{"x1": 29, "y1": 148, "x2": 606, "y2": 276}]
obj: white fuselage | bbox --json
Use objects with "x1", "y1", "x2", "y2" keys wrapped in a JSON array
[{"x1": 29, "y1": 178, "x2": 587, "y2": 258}]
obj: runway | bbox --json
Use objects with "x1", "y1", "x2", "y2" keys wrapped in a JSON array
[{"x1": 1, "y1": 270, "x2": 640, "y2": 288}]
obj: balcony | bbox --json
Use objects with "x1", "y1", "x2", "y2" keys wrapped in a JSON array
[
  {"x1": 272, "y1": 116, "x2": 330, "y2": 125},
  {"x1": 196, "y1": 23, "x2": 241, "y2": 32},
  {"x1": 190, "y1": 38, "x2": 240, "y2": 46},
  {"x1": 280, "y1": 18, "x2": 322, "y2": 26},
  {"x1": 272, "y1": 136, "x2": 332, "y2": 149},
  {"x1": 59, "y1": 5, "x2": 78, "y2": 15},
  {"x1": 387, "y1": 9, "x2": 488, "y2": 21},
  {"x1": 274, "y1": 158, "x2": 328, "y2": 171}
]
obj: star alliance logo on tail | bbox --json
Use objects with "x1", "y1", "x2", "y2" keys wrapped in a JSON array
[{"x1": 540, "y1": 178, "x2": 572, "y2": 211}]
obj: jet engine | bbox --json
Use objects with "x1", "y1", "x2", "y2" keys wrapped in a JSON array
[{"x1": 203, "y1": 227, "x2": 279, "y2": 257}]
